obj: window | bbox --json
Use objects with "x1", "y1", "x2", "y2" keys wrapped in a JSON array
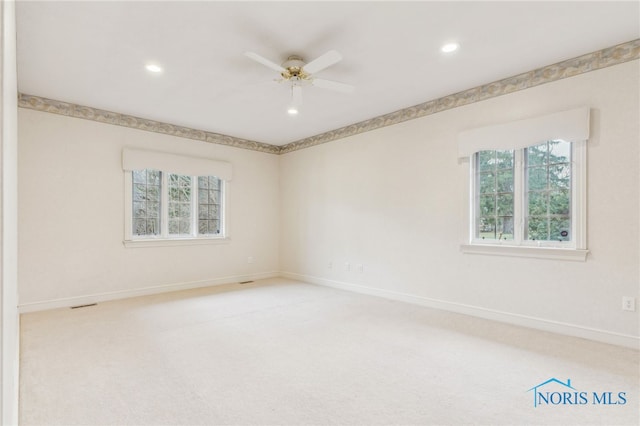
[
  {"x1": 476, "y1": 150, "x2": 515, "y2": 241},
  {"x1": 472, "y1": 139, "x2": 582, "y2": 248},
  {"x1": 197, "y1": 176, "x2": 223, "y2": 235},
  {"x1": 458, "y1": 107, "x2": 589, "y2": 260},
  {"x1": 132, "y1": 169, "x2": 161, "y2": 236},
  {"x1": 131, "y1": 169, "x2": 224, "y2": 239},
  {"x1": 122, "y1": 148, "x2": 232, "y2": 246},
  {"x1": 525, "y1": 140, "x2": 572, "y2": 243}
]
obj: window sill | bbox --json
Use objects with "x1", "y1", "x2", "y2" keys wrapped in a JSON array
[
  {"x1": 123, "y1": 237, "x2": 230, "y2": 248},
  {"x1": 460, "y1": 244, "x2": 589, "y2": 261}
]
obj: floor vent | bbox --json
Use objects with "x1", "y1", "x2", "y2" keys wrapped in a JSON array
[
  {"x1": 239, "y1": 281, "x2": 254, "y2": 284},
  {"x1": 70, "y1": 303, "x2": 97, "y2": 309}
]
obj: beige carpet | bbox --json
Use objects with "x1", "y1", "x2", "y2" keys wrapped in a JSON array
[{"x1": 20, "y1": 278, "x2": 639, "y2": 425}]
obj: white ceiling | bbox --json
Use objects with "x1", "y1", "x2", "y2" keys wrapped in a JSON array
[{"x1": 16, "y1": 1, "x2": 640, "y2": 146}]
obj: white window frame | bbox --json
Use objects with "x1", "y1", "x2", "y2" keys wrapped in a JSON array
[
  {"x1": 123, "y1": 171, "x2": 230, "y2": 248},
  {"x1": 462, "y1": 140, "x2": 588, "y2": 261},
  {"x1": 458, "y1": 106, "x2": 591, "y2": 261},
  {"x1": 121, "y1": 148, "x2": 232, "y2": 248}
]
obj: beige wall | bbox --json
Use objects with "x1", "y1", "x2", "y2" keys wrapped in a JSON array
[
  {"x1": 18, "y1": 109, "x2": 280, "y2": 308},
  {"x1": 17, "y1": 60, "x2": 639, "y2": 347},
  {"x1": 280, "y1": 60, "x2": 640, "y2": 345}
]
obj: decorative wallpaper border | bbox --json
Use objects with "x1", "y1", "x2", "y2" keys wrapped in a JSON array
[
  {"x1": 17, "y1": 94, "x2": 281, "y2": 155},
  {"x1": 279, "y1": 38, "x2": 640, "y2": 154},
  {"x1": 18, "y1": 39, "x2": 639, "y2": 155}
]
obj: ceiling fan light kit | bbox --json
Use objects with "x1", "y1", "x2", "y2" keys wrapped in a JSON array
[{"x1": 245, "y1": 50, "x2": 355, "y2": 114}]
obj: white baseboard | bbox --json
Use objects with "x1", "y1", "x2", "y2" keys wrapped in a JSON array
[
  {"x1": 281, "y1": 272, "x2": 640, "y2": 350},
  {"x1": 18, "y1": 271, "x2": 279, "y2": 313},
  {"x1": 19, "y1": 270, "x2": 639, "y2": 350}
]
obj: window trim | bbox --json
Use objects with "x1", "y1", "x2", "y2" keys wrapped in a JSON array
[
  {"x1": 123, "y1": 237, "x2": 231, "y2": 248},
  {"x1": 460, "y1": 244, "x2": 589, "y2": 261},
  {"x1": 123, "y1": 171, "x2": 230, "y2": 247},
  {"x1": 463, "y1": 140, "x2": 588, "y2": 261}
]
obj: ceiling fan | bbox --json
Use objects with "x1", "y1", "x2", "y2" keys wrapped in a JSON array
[{"x1": 244, "y1": 50, "x2": 355, "y2": 114}]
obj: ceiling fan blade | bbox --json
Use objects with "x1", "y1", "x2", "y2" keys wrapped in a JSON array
[
  {"x1": 292, "y1": 85, "x2": 303, "y2": 106},
  {"x1": 245, "y1": 52, "x2": 286, "y2": 73},
  {"x1": 312, "y1": 78, "x2": 355, "y2": 94},
  {"x1": 303, "y1": 50, "x2": 342, "y2": 74}
]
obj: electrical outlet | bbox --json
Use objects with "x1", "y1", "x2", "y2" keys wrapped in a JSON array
[
  {"x1": 247, "y1": 256, "x2": 254, "y2": 264},
  {"x1": 622, "y1": 297, "x2": 635, "y2": 312},
  {"x1": 345, "y1": 262, "x2": 351, "y2": 272},
  {"x1": 328, "y1": 261, "x2": 333, "y2": 270}
]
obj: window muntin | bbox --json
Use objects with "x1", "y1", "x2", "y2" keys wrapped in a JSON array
[
  {"x1": 472, "y1": 139, "x2": 581, "y2": 248},
  {"x1": 525, "y1": 140, "x2": 572, "y2": 242},
  {"x1": 475, "y1": 150, "x2": 515, "y2": 241},
  {"x1": 130, "y1": 169, "x2": 224, "y2": 240},
  {"x1": 197, "y1": 176, "x2": 222, "y2": 235},
  {"x1": 132, "y1": 169, "x2": 161, "y2": 236}
]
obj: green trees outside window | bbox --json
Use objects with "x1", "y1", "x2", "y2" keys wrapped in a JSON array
[
  {"x1": 525, "y1": 140, "x2": 571, "y2": 241},
  {"x1": 475, "y1": 140, "x2": 572, "y2": 243},
  {"x1": 476, "y1": 150, "x2": 514, "y2": 240}
]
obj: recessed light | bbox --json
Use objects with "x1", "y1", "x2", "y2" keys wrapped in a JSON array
[
  {"x1": 145, "y1": 63, "x2": 163, "y2": 73},
  {"x1": 287, "y1": 107, "x2": 299, "y2": 115},
  {"x1": 441, "y1": 43, "x2": 459, "y2": 53}
]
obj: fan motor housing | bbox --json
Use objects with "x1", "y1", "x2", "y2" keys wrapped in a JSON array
[{"x1": 281, "y1": 55, "x2": 308, "y2": 80}]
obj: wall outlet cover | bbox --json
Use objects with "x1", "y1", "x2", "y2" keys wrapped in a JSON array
[{"x1": 622, "y1": 296, "x2": 636, "y2": 312}]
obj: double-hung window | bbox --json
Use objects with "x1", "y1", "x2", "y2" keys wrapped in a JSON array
[
  {"x1": 122, "y1": 149, "x2": 232, "y2": 246},
  {"x1": 460, "y1": 107, "x2": 590, "y2": 260}
]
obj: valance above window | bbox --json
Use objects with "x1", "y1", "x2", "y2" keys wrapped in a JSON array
[
  {"x1": 122, "y1": 148, "x2": 233, "y2": 180},
  {"x1": 457, "y1": 107, "x2": 590, "y2": 158}
]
